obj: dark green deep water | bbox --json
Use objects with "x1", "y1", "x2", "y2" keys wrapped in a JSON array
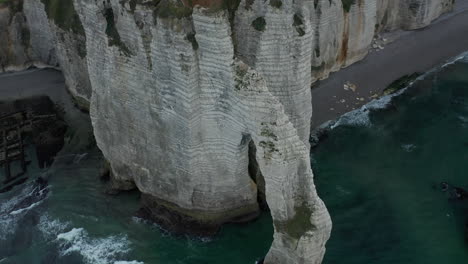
[
  {"x1": 0, "y1": 69, "x2": 273, "y2": 264},
  {"x1": 0, "y1": 53, "x2": 467, "y2": 264},
  {"x1": 313, "y1": 54, "x2": 468, "y2": 264}
]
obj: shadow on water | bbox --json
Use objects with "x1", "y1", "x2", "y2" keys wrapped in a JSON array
[{"x1": 313, "y1": 57, "x2": 468, "y2": 264}]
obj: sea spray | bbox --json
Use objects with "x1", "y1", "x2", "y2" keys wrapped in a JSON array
[{"x1": 56, "y1": 227, "x2": 138, "y2": 264}]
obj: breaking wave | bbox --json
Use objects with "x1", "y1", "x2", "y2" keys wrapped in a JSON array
[
  {"x1": 443, "y1": 51, "x2": 468, "y2": 66},
  {"x1": 331, "y1": 89, "x2": 404, "y2": 128},
  {"x1": 0, "y1": 182, "x2": 48, "y2": 239},
  {"x1": 331, "y1": 51, "x2": 468, "y2": 129},
  {"x1": 9, "y1": 200, "x2": 43, "y2": 215},
  {"x1": 38, "y1": 213, "x2": 70, "y2": 240},
  {"x1": 55, "y1": 227, "x2": 141, "y2": 264}
]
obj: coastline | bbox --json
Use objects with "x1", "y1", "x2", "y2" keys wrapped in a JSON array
[{"x1": 311, "y1": 1, "x2": 468, "y2": 129}]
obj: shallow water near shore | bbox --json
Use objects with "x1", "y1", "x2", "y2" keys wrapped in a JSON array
[{"x1": 313, "y1": 54, "x2": 468, "y2": 263}]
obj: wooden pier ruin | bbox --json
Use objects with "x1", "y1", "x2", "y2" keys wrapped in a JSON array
[{"x1": 0, "y1": 110, "x2": 57, "y2": 192}]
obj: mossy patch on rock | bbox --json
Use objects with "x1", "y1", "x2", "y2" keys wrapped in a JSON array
[
  {"x1": 185, "y1": 32, "x2": 198, "y2": 50},
  {"x1": 311, "y1": 61, "x2": 325, "y2": 72},
  {"x1": 293, "y1": 13, "x2": 305, "y2": 36},
  {"x1": 341, "y1": 0, "x2": 356, "y2": 13},
  {"x1": 382, "y1": 73, "x2": 421, "y2": 96},
  {"x1": 40, "y1": 0, "x2": 85, "y2": 36},
  {"x1": 20, "y1": 26, "x2": 30, "y2": 48},
  {"x1": 251, "y1": 16, "x2": 266, "y2": 31},
  {"x1": 244, "y1": 0, "x2": 254, "y2": 10},
  {"x1": 104, "y1": 8, "x2": 132, "y2": 56},
  {"x1": 260, "y1": 127, "x2": 278, "y2": 141},
  {"x1": 154, "y1": 0, "x2": 192, "y2": 19},
  {"x1": 274, "y1": 201, "x2": 316, "y2": 240},
  {"x1": 269, "y1": 0, "x2": 282, "y2": 9},
  {"x1": 259, "y1": 140, "x2": 279, "y2": 159}
]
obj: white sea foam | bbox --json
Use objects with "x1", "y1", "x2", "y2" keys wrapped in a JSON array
[
  {"x1": 442, "y1": 51, "x2": 468, "y2": 67},
  {"x1": 331, "y1": 51, "x2": 468, "y2": 129},
  {"x1": 114, "y1": 261, "x2": 144, "y2": 264},
  {"x1": 9, "y1": 200, "x2": 43, "y2": 215},
  {"x1": 0, "y1": 217, "x2": 16, "y2": 240},
  {"x1": 0, "y1": 185, "x2": 33, "y2": 213},
  {"x1": 336, "y1": 185, "x2": 351, "y2": 196},
  {"x1": 331, "y1": 91, "x2": 401, "y2": 128},
  {"x1": 458, "y1": 115, "x2": 468, "y2": 124},
  {"x1": 401, "y1": 144, "x2": 416, "y2": 152},
  {"x1": 38, "y1": 213, "x2": 70, "y2": 240},
  {"x1": 56, "y1": 227, "x2": 138, "y2": 264},
  {"x1": 0, "y1": 183, "x2": 46, "y2": 239}
]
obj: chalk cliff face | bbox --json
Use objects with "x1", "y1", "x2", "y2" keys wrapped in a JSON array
[
  {"x1": 0, "y1": 0, "x2": 91, "y2": 108},
  {"x1": 75, "y1": 1, "x2": 331, "y2": 262},
  {"x1": 0, "y1": 0, "x2": 455, "y2": 263},
  {"x1": 309, "y1": 0, "x2": 454, "y2": 81},
  {"x1": 0, "y1": 0, "x2": 49, "y2": 71}
]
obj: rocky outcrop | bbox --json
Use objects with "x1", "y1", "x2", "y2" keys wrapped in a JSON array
[
  {"x1": 0, "y1": 0, "x2": 456, "y2": 263},
  {"x1": 76, "y1": 2, "x2": 331, "y2": 261}
]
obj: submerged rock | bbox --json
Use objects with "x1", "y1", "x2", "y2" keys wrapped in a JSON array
[{"x1": 438, "y1": 182, "x2": 468, "y2": 243}]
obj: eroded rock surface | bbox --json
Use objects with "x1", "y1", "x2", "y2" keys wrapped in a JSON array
[{"x1": 0, "y1": 0, "x2": 456, "y2": 263}]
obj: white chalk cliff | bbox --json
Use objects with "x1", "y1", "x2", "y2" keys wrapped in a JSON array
[{"x1": 0, "y1": 0, "x2": 455, "y2": 263}]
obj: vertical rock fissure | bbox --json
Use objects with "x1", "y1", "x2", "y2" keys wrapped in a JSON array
[{"x1": 248, "y1": 140, "x2": 269, "y2": 211}]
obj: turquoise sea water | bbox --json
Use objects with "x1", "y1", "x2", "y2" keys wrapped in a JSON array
[
  {"x1": 0, "y1": 69, "x2": 272, "y2": 264},
  {"x1": 313, "y1": 54, "x2": 468, "y2": 263},
  {"x1": 1, "y1": 53, "x2": 468, "y2": 264}
]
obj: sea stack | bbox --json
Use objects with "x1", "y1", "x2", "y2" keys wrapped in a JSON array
[{"x1": 0, "y1": 0, "x2": 456, "y2": 263}]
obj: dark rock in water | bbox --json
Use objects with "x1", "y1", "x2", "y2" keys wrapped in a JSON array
[
  {"x1": 441, "y1": 182, "x2": 449, "y2": 192},
  {"x1": 135, "y1": 193, "x2": 222, "y2": 237},
  {"x1": 310, "y1": 121, "x2": 333, "y2": 149},
  {"x1": 99, "y1": 159, "x2": 111, "y2": 182},
  {"x1": 438, "y1": 182, "x2": 468, "y2": 201},
  {"x1": 454, "y1": 187, "x2": 468, "y2": 200},
  {"x1": 465, "y1": 220, "x2": 468, "y2": 243},
  {"x1": 256, "y1": 257, "x2": 265, "y2": 264},
  {"x1": 136, "y1": 193, "x2": 261, "y2": 238},
  {"x1": 7, "y1": 177, "x2": 49, "y2": 215},
  {"x1": 436, "y1": 182, "x2": 468, "y2": 243}
]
